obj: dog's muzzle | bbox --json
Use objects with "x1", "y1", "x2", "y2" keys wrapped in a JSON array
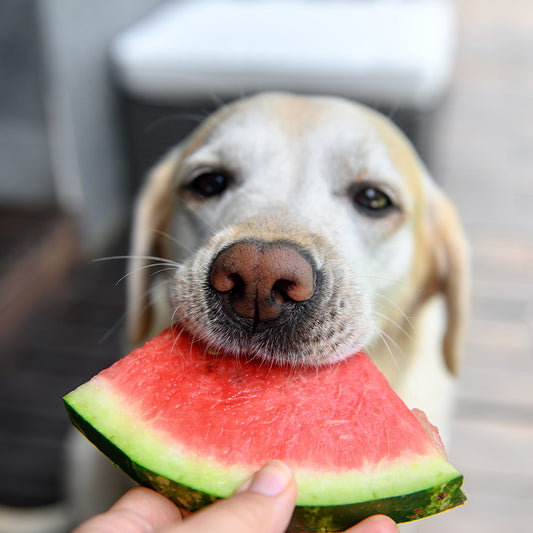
[{"x1": 178, "y1": 234, "x2": 369, "y2": 366}]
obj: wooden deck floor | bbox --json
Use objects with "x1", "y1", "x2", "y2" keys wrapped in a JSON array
[{"x1": 418, "y1": 1, "x2": 533, "y2": 530}]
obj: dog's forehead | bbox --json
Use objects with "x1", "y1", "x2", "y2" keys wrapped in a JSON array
[
  {"x1": 184, "y1": 93, "x2": 425, "y2": 194},
  {"x1": 210, "y1": 93, "x2": 374, "y2": 141}
]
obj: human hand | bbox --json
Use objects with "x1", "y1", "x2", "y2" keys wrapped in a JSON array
[{"x1": 73, "y1": 460, "x2": 398, "y2": 533}]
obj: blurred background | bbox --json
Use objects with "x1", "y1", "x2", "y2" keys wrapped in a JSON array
[{"x1": 0, "y1": 0, "x2": 531, "y2": 531}]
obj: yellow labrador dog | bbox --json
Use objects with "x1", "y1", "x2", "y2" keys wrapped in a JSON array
[
  {"x1": 68, "y1": 92, "x2": 468, "y2": 524},
  {"x1": 128, "y1": 92, "x2": 468, "y2": 430}
]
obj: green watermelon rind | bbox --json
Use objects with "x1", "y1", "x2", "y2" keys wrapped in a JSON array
[
  {"x1": 64, "y1": 376, "x2": 463, "y2": 504},
  {"x1": 63, "y1": 379, "x2": 466, "y2": 530}
]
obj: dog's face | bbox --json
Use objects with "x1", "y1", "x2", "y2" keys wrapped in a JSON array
[{"x1": 128, "y1": 93, "x2": 467, "y2": 376}]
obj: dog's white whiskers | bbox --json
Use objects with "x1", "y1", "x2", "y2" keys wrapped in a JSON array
[
  {"x1": 381, "y1": 327, "x2": 406, "y2": 356},
  {"x1": 97, "y1": 312, "x2": 128, "y2": 345},
  {"x1": 151, "y1": 228, "x2": 196, "y2": 257},
  {"x1": 363, "y1": 344, "x2": 379, "y2": 365},
  {"x1": 170, "y1": 295, "x2": 183, "y2": 327},
  {"x1": 373, "y1": 292, "x2": 416, "y2": 332},
  {"x1": 150, "y1": 266, "x2": 181, "y2": 278},
  {"x1": 95, "y1": 254, "x2": 181, "y2": 288},
  {"x1": 114, "y1": 262, "x2": 180, "y2": 287},
  {"x1": 385, "y1": 100, "x2": 401, "y2": 122},
  {"x1": 93, "y1": 255, "x2": 179, "y2": 267},
  {"x1": 375, "y1": 329, "x2": 402, "y2": 371},
  {"x1": 373, "y1": 311, "x2": 415, "y2": 342},
  {"x1": 170, "y1": 324, "x2": 186, "y2": 356}
]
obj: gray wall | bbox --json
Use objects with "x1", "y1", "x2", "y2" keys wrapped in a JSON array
[
  {"x1": 0, "y1": 0, "x2": 167, "y2": 251},
  {"x1": 0, "y1": 0, "x2": 54, "y2": 205},
  {"x1": 39, "y1": 0, "x2": 168, "y2": 250}
]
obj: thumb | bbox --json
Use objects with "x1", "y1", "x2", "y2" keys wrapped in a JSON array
[{"x1": 170, "y1": 460, "x2": 297, "y2": 533}]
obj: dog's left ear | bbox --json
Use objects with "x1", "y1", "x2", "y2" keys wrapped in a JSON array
[
  {"x1": 127, "y1": 149, "x2": 181, "y2": 346},
  {"x1": 425, "y1": 186, "x2": 470, "y2": 376}
]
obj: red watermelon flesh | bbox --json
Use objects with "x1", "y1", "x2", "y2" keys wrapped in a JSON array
[{"x1": 64, "y1": 325, "x2": 466, "y2": 530}]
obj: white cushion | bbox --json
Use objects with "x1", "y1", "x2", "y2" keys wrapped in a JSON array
[{"x1": 111, "y1": 0, "x2": 456, "y2": 109}]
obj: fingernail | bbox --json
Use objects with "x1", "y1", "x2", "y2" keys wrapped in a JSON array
[{"x1": 246, "y1": 460, "x2": 292, "y2": 497}]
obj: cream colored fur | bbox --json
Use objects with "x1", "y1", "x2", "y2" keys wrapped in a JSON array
[{"x1": 128, "y1": 92, "x2": 468, "y2": 429}]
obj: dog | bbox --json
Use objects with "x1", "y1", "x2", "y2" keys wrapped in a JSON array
[
  {"x1": 68, "y1": 92, "x2": 468, "y2": 524},
  {"x1": 128, "y1": 92, "x2": 468, "y2": 429}
]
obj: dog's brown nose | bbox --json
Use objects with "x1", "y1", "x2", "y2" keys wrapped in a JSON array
[{"x1": 210, "y1": 240, "x2": 315, "y2": 322}]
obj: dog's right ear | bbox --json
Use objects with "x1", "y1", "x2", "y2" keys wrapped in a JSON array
[
  {"x1": 425, "y1": 186, "x2": 470, "y2": 377},
  {"x1": 127, "y1": 149, "x2": 181, "y2": 346}
]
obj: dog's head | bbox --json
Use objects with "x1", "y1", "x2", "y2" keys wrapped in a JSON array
[{"x1": 127, "y1": 93, "x2": 468, "y2": 375}]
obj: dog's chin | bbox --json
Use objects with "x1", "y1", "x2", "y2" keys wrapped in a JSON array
[{"x1": 173, "y1": 306, "x2": 373, "y2": 368}]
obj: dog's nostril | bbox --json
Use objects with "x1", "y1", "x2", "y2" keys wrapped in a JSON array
[
  {"x1": 271, "y1": 279, "x2": 311, "y2": 304},
  {"x1": 210, "y1": 240, "x2": 315, "y2": 323},
  {"x1": 271, "y1": 279, "x2": 293, "y2": 304},
  {"x1": 211, "y1": 271, "x2": 244, "y2": 293}
]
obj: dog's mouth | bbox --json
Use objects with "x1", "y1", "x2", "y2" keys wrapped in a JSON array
[{"x1": 204, "y1": 286, "x2": 324, "y2": 365}]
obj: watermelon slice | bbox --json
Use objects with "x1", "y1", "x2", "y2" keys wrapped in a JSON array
[{"x1": 64, "y1": 325, "x2": 466, "y2": 531}]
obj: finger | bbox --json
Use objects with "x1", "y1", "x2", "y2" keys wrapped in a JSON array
[
  {"x1": 347, "y1": 514, "x2": 399, "y2": 533},
  {"x1": 73, "y1": 486, "x2": 182, "y2": 533},
  {"x1": 165, "y1": 460, "x2": 297, "y2": 533}
]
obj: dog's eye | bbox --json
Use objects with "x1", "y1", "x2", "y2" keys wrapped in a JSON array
[
  {"x1": 188, "y1": 171, "x2": 230, "y2": 198},
  {"x1": 351, "y1": 185, "x2": 396, "y2": 216}
]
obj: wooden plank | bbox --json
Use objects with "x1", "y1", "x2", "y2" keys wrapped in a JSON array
[
  {"x1": 449, "y1": 418, "x2": 533, "y2": 475},
  {"x1": 0, "y1": 214, "x2": 79, "y2": 345},
  {"x1": 458, "y1": 365, "x2": 533, "y2": 409}
]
